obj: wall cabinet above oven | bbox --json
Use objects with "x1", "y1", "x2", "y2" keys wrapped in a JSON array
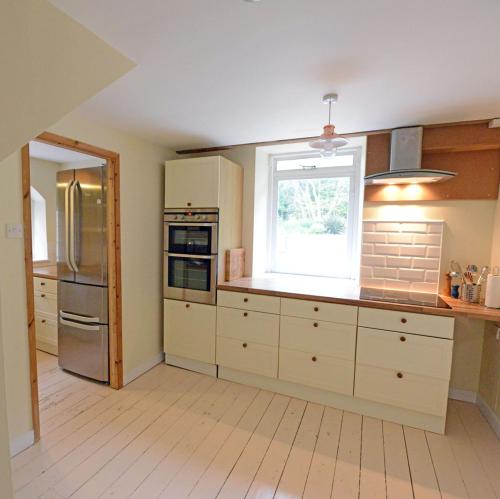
[{"x1": 165, "y1": 156, "x2": 242, "y2": 210}]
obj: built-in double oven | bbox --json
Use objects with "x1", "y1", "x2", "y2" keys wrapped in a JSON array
[{"x1": 163, "y1": 208, "x2": 218, "y2": 304}]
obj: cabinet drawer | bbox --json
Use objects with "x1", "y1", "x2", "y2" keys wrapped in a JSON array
[
  {"x1": 217, "y1": 306, "x2": 279, "y2": 346},
  {"x1": 357, "y1": 327, "x2": 453, "y2": 380},
  {"x1": 217, "y1": 290, "x2": 280, "y2": 314},
  {"x1": 34, "y1": 277, "x2": 57, "y2": 294},
  {"x1": 281, "y1": 298, "x2": 357, "y2": 325},
  {"x1": 164, "y1": 300, "x2": 216, "y2": 364},
  {"x1": 280, "y1": 315, "x2": 355, "y2": 360},
  {"x1": 216, "y1": 336, "x2": 278, "y2": 378},
  {"x1": 35, "y1": 314, "x2": 58, "y2": 354},
  {"x1": 279, "y1": 348, "x2": 354, "y2": 395},
  {"x1": 358, "y1": 307, "x2": 454, "y2": 339},
  {"x1": 35, "y1": 290, "x2": 57, "y2": 315},
  {"x1": 354, "y1": 364, "x2": 449, "y2": 417}
]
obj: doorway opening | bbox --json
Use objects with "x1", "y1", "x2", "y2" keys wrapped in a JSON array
[{"x1": 22, "y1": 132, "x2": 123, "y2": 442}]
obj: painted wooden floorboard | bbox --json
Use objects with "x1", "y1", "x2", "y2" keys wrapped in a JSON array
[{"x1": 11, "y1": 353, "x2": 500, "y2": 499}]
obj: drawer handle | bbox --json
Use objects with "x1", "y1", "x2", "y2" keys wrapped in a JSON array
[
  {"x1": 185, "y1": 303, "x2": 190, "y2": 308},
  {"x1": 243, "y1": 312, "x2": 248, "y2": 317},
  {"x1": 41, "y1": 294, "x2": 46, "y2": 298},
  {"x1": 401, "y1": 318, "x2": 407, "y2": 324},
  {"x1": 187, "y1": 202, "x2": 192, "y2": 207},
  {"x1": 41, "y1": 319, "x2": 46, "y2": 324},
  {"x1": 400, "y1": 336, "x2": 406, "y2": 342},
  {"x1": 41, "y1": 282, "x2": 46, "y2": 286},
  {"x1": 242, "y1": 343, "x2": 247, "y2": 348},
  {"x1": 311, "y1": 356, "x2": 317, "y2": 362},
  {"x1": 243, "y1": 297, "x2": 249, "y2": 303},
  {"x1": 314, "y1": 306, "x2": 319, "y2": 312},
  {"x1": 313, "y1": 322, "x2": 318, "y2": 328},
  {"x1": 397, "y1": 372, "x2": 403, "y2": 379}
]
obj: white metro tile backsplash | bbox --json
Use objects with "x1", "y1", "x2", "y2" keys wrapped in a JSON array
[{"x1": 361, "y1": 220, "x2": 444, "y2": 293}]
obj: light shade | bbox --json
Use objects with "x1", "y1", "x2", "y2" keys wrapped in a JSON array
[{"x1": 309, "y1": 124, "x2": 349, "y2": 157}]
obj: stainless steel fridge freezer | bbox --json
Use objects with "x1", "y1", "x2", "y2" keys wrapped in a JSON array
[{"x1": 56, "y1": 165, "x2": 109, "y2": 382}]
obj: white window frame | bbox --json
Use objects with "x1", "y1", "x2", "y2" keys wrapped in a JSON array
[
  {"x1": 30, "y1": 186, "x2": 49, "y2": 263},
  {"x1": 267, "y1": 147, "x2": 363, "y2": 279}
]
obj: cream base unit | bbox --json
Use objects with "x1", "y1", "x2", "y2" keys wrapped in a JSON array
[
  {"x1": 164, "y1": 299, "x2": 216, "y2": 375},
  {"x1": 215, "y1": 289, "x2": 456, "y2": 434},
  {"x1": 34, "y1": 277, "x2": 58, "y2": 355}
]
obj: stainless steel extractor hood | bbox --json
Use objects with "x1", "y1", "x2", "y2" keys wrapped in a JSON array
[{"x1": 364, "y1": 126, "x2": 457, "y2": 185}]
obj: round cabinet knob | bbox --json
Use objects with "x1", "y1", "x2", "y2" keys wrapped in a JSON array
[
  {"x1": 401, "y1": 318, "x2": 407, "y2": 324},
  {"x1": 185, "y1": 303, "x2": 190, "y2": 308},
  {"x1": 41, "y1": 319, "x2": 46, "y2": 324},
  {"x1": 243, "y1": 312, "x2": 248, "y2": 317},
  {"x1": 313, "y1": 322, "x2": 318, "y2": 328},
  {"x1": 41, "y1": 282, "x2": 45, "y2": 286},
  {"x1": 243, "y1": 297, "x2": 248, "y2": 303},
  {"x1": 311, "y1": 356, "x2": 317, "y2": 362},
  {"x1": 41, "y1": 294, "x2": 46, "y2": 298},
  {"x1": 187, "y1": 202, "x2": 192, "y2": 207},
  {"x1": 242, "y1": 343, "x2": 247, "y2": 348},
  {"x1": 400, "y1": 336, "x2": 406, "y2": 342},
  {"x1": 397, "y1": 372, "x2": 403, "y2": 379},
  {"x1": 314, "y1": 306, "x2": 319, "y2": 312}
]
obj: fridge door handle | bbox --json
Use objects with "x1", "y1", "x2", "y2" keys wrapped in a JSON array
[
  {"x1": 69, "y1": 180, "x2": 80, "y2": 272},
  {"x1": 60, "y1": 317, "x2": 100, "y2": 332},
  {"x1": 64, "y1": 180, "x2": 75, "y2": 272},
  {"x1": 60, "y1": 310, "x2": 100, "y2": 324}
]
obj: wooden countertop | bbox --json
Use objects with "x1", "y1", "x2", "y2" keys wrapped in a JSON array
[
  {"x1": 218, "y1": 274, "x2": 500, "y2": 322},
  {"x1": 33, "y1": 265, "x2": 57, "y2": 280}
]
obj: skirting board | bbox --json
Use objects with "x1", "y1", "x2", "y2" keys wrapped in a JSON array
[
  {"x1": 477, "y1": 394, "x2": 500, "y2": 439},
  {"x1": 165, "y1": 354, "x2": 217, "y2": 377},
  {"x1": 10, "y1": 430, "x2": 34, "y2": 457},
  {"x1": 449, "y1": 388, "x2": 477, "y2": 403},
  {"x1": 219, "y1": 367, "x2": 446, "y2": 434},
  {"x1": 123, "y1": 352, "x2": 165, "y2": 385}
]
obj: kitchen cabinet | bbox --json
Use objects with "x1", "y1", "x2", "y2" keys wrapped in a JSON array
[
  {"x1": 164, "y1": 299, "x2": 216, "y2": 365},
  {"x1": 34, "y1": 277, "x2": 58, "y2": 355},
  {"x1": 216, "y1": 288, "x2": 456, "y2": 433},
  {"x1": 165, "y1": 157, "x2": 220, "y2": 209}
]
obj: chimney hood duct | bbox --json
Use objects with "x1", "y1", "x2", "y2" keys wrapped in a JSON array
[{"x1": 364, "y1": 126, "x2": 457, "y2": 185}]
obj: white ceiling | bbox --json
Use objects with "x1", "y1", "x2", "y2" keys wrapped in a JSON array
[
  {"x1": 49, "y1": 0, "x2": 500, "y2": 151},
  {"x1": 29, "y1": 141, "x2": 100, "y2": 163}
]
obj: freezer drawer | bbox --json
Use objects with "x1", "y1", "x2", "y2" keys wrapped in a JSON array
[
  {"x1": 58, "y1": 319, "x2": 109, "y2": 382},
  {"x1": 58, "y1": 281, "x2": 108, "y2": 323}
]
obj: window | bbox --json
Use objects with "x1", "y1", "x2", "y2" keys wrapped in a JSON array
[
  {"x1": 268, "y1": 148, "x2": 363, "y2": 279},
  {"x1": 31, "y1": 186, "x2": 48, "y2": 262}
]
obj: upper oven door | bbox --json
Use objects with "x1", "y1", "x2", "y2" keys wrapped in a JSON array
[{"x1": 165, "y1": 223, "x2": 218, "y2": 255}]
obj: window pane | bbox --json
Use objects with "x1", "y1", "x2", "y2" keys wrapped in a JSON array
[
  {"x1": 274, "y1": 177, "x2": 351, "y2": 277},
  {"x1": 276, "y1": 154, "x2": 354, "y2": 171},
  {"x1": 31, "y1": 186, "x2": 48, "y2": 262}
]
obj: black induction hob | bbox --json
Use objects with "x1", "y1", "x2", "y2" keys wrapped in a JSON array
[{"x1": 360, "y1": 287, "x2": 452, "y2": 309}]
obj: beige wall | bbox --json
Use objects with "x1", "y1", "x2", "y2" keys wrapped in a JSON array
[
  {"x1": 30, "y1": 158, "x2": 61, "y2": 265},
  {"x1": 0, "y1": 113, "x2": 174, "y2": 449},
  {"x1": 0, "y1": 0, "x2": 133, "y2": 161},
  {"x1": 0, "y1": 151, "x2": 33, "y2": 445},
  {"x1": 0, "y1": 296, "x2": 13, "y2": 498}
]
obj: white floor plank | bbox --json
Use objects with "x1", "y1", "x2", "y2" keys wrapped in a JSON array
[
  {"x1": 216, "y1": 394, "x2": 290, "y2": 499},
  {"x1": 359, "y1": 416, "x2": 386, "y2": 499},
  {"x1": 331, "y1": 411, "x2": 362, "y2": 499},
  {"x1": 404, "y1": 426, "x2": 440, "y2": 499},
  {"x1": 245, "y1": 398, "x2": 307, "y2": 499},
  {"x1": 275, "y1": 403, "x2": 324, "y2": 499}
]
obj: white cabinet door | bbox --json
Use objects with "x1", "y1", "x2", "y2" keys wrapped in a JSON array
[
  {"x1": 164, "y1": 299, "x2": 216, "y2": 364},
  {"x1": 165, "y1": 157, "x2": 220, "y2": 208}
]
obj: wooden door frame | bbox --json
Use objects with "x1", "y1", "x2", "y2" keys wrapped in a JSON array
[{"x1": 22, "y1": 131, "x2": 123, "y2": 442}]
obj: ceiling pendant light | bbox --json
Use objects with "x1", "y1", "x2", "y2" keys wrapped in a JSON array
[{"x1": 309, "y1": 93, "x2": 349, "y2": 157}]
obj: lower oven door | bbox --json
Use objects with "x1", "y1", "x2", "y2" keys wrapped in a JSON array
[{"x1": 164, "y1": 253, "x2": 217, "y2": 304}]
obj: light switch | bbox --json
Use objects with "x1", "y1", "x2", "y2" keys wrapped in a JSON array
[{"x1": 5, "y1": 223, "x2": 23, "y2": 239}]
